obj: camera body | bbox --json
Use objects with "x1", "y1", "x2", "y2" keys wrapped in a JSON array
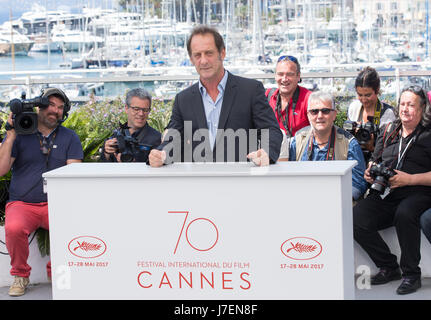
[
  {"x1": 113, "y1": 126, "x2": 152, "y2": 162},
  {"x1": 369, "y1": 163, "x2": 396, "y2": 194},
  {"x1": 343, "y1": 119, "x2": 377, "y2": 145},
  {"x1": 9, "y1": 97, "x2": 49, "y2": 135}
]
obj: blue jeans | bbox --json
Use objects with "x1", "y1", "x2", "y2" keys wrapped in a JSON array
[
  {"x1": 421, "y1": 208, "x2": 431, "y2": 244},
  {"x1": 352, "y1": 186, "x2": 362, "y2": 201}
]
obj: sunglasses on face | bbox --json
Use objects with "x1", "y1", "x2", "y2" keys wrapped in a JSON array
[
  {"x1": 308, "y1": 108, "x2": 335, "y2": 115},
  {"x1": 277, "y1": 55, "x2": 299, "y2": 63}
]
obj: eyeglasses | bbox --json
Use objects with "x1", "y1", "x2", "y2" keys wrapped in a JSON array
[
  {"x1": 308, "y1": 108, "x2": 335, "y2": 116},
  {"x1": 278, "y1": 55, "x2": 298, "y2": 63},
  {"x1": 129, "y1": 106, "x2": 150, "y2": 113}
]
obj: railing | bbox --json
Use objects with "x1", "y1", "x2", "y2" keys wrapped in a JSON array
[{"x1": 0, "y1": 61, "x2": 431, "y2": 106}]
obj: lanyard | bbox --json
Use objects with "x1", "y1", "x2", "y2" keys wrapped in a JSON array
[
  {"x1": 396, "y1": 132, "x2": 415, "y2": 170},
  {"x1": 360, "y1": 99, "x2": 382, "y2": 126},
  {"x1": 373, "y1": 100, "x2": 382, "y2": 126},
  {"x1": 38, "y1": 130, "x2": 58, "y2": 168},
  {"x1": 307, "y1": 127, "x2": 336, "y2": 161},
  {"x1": 276, "y1": 86, "x2": 300, "y2": 137}
]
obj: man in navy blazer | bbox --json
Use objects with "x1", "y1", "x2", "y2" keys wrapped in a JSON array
[{"x1": 149, "y1": 25, "x2": 282, "y2": 167}]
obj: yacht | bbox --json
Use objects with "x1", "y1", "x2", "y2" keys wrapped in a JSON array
[
  {"x1": 51, "y1": 24, "x2": 104, "y2": 52},
  {"x1": 0, "y1": 23, "x2": 34, "y2": 56},
  {"x1": 30, "y1": 35, "x2": 62, "y2": 53}
]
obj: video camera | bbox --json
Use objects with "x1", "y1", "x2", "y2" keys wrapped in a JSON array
[
  {"x1": 343, "y1": 116, "x2": 378, "y2": 145},
  {"x1": 113, "y1": 123, "x2": 152, "y2": 162},
  {"x1": 8, "y1": 94, "x2": 49, "y2": 135},
  {"x1": 369, "y1": 163, "x2": 396, "y2": 195}
]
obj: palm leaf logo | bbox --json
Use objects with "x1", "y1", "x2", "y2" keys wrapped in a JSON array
[
  {"x1": 281, "y1": 237, "x2": 322, "y2": 260},
  {"x1": 285, "y1": 242, "x2": 317, "y2": 254},
  {"x1": 73, "y1": 241, "x2": 102, "y2": 252}
]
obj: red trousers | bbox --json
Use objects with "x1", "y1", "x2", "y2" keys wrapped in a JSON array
[{"x1": 5, "y1": 201, "x2": 51, "y2": 278}]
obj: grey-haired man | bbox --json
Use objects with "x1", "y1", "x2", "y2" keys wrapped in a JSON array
[{"x1": 101, "y1": 88, "x2": 161, "y2": 162}]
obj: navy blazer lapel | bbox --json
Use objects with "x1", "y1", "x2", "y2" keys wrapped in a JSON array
[
  {"x1": 217, "y1": 72, "x2": 237, "y2": 130},
  {"x1": 190, "y1": 83, "x2": 208, "y2": 130}
]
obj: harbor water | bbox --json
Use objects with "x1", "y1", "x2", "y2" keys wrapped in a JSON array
[{"x1": 0, "y1": 51, "x2": 156, "y2": 101}]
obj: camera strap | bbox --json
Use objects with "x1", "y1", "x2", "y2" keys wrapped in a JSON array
[
  {"x1": 307, "y1": 126, "x2": 336, "y2": 161},
  {"x1": 373, "y1": 100, "x2": 382, "y2": 127},
  {"x1": 276, "y1": 86, "x2": 300, "y2": 138},
  {"x1": 395, "y1": 128, "x2": 421, "y2": 170}
]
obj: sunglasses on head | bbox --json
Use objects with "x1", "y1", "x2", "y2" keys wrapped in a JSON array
[
  {"x1": 277, "y1": 55, "x2": 298, "y2": 63},
  {"x1": 402, "y1": 85, "x2": 426, "y2": 98},
  {"x1": 308, "y1": 108, "x2": 334, "y2": 115}
]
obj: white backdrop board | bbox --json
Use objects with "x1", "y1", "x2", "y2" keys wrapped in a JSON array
[{"x1": 43, "y1": 161, "x2": 356, "y2": 300}]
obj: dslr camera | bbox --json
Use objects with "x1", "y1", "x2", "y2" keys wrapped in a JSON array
[
  {"x1": 343, "y1": 116, "x2": 377, "y2": 145},
  {"x1": 8, "y1": 95, "x2": 49, "y2": 135},
  {"x1": 112, "y1": 124, "x2": 152, "y2": 162},
  {"x1": 369, "y1": 163, "x2": 396, "y2": 194}
]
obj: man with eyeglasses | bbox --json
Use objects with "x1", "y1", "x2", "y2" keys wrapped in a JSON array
[
  {"x1": 288, "y1": 91, "x2": 367, "y2": 201},
  {"x1": 0, "y1": 87, "x2": 83, "y2": 296},
  {"x1": 266, "y1": 55, "x2": 311, "y2": 138},
  {"x1": 101, "y1": 88, "x2": 161, "y2": 162}
]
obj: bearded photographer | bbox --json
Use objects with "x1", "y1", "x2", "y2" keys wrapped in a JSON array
[
  {"x1": 0, "y1": 88, "x2": 83, "y2": 297},
  {"x1": 353, "y1": 85, "x2": 431, "y2": 295},
  {"x1": 100, "y1": 88, "x2": 161, "y2": 163}
]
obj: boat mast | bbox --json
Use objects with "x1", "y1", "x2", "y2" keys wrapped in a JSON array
[
  {"x1": 427, "y1": 0, "x2": 429, "y2": 59},
  {"x1": 45, "y1": 0, "x2": 50, "y2": 68},
  {"x1": 186, "y1": 0, "x2": 192, "y2": 24},
  {"x1": 281, "y1": 0, "x2": 288, "y2": 28},
  {"x1": 9, "y1": 8, "x2": 15, "y2": 73}
]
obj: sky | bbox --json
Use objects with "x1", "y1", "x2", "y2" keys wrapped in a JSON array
[{"x1": 0, "y1": 0, "x2": 118, "y2": 23}]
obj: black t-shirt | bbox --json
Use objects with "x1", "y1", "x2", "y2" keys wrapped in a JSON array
[
  {"x1": 372, "y1": 123, "x2": 431, "y2": 196},
  {"x1": 100, "y1": 123, "x2": 161, "y2": 162}
]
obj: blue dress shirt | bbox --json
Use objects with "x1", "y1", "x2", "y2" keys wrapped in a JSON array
[
  {"x1": 198, "y1": 70, "x2": 229, "y2": 149},
  {"x1": 289, "y1": 134, "x2": 368, "y2": 200}
]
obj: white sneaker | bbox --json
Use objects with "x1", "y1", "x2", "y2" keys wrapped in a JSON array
[{"x1": 8, "y1": 276, "x2": 29, "y2": 297}]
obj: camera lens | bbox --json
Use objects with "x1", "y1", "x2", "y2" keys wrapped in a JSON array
[
  {"x1": 13, "y1": 112, "x2": 38, "y2": 135},
  {"x1": 357, "y1": 128, "x2": 371, "y2": 143},
  {"x1": 18, "y1": 115, "x2": 34, "y2": 130},
  {"x1": 120, "y1": 153, "x2": 134, "y2": 162},
  {"x1": 371, "y1": 176, "x2": 388, "y2": 194}
]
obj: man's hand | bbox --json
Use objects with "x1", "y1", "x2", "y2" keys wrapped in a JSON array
[
  {"x1": 362, "y1": 133, "x2": 375, "y2": 153},
  {"x1": 148, "y1": 149, "x2": 166, "y2": 167},
  {"x1": 4, "y1": 113, "x2": 16, "y2": 141},
  {"x1": 247, "y1": 149, "x2": 269, "y2": 166},
  {"x1": 104, "y1": 138, "x2": 118, "y2": 155},
  {"x1": 389, "y1": 170, "x2": 413, "y2": 189},
  {"x1": 364, "y1": 162, "x2": 374, "y2": 184}
]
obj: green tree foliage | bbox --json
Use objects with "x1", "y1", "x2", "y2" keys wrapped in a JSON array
[{"x1": 63, "y1": 95, "x2": 127, "y2": 162}]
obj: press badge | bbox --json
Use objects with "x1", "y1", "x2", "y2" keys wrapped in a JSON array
[
  {"x1": 380, "y1": 187, "x2": 390, "y2": 199},
  {"x1": 43, "y1": 178, "x2": 47, "y2": 194}
]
